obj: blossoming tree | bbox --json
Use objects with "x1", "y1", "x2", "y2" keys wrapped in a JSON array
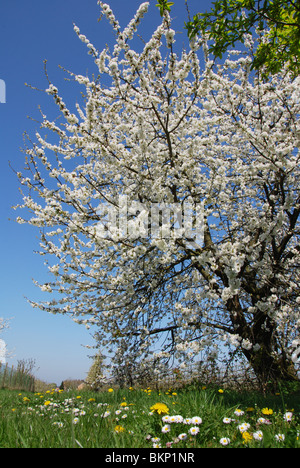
[{"x1": 16, "y1": 2, "x2": 300, "y2": 386}]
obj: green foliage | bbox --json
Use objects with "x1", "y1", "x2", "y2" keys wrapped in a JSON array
[
  {"x1": 184, "y1": 0, "x2": 300, "y2": 76},
  {"x1": 156, "y1": 0, "x2": 175, "y2": 17}
]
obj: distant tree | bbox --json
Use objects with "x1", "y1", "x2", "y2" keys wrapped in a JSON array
[{"x1": 86, "y1": 352, "x2": 106, "y2": 390}]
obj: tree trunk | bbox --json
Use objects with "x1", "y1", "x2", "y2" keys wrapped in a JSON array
[{"x1": 227, "y1": 296, "x2": 299, "y2": 390}]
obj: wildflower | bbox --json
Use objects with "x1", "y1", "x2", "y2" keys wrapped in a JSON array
[
  {"x1": 115, "y1": 409, "x2": 122, "y2": 415},
  {"x1": 223, "y1": 417, "x2": 232, "y2": 424},
  {"x1": 253, "y1": 430, "x2": 263, "y2": 441},
  {"x1": 189, "y1": 426, "x2": 200, "y2": 436},
  {"x1": 220, "y1": 437, "x2": 230, "y2": 446},
  {"x1": 191, "y1": 416, "x2": 202, "y2": 425},
  {"x1": 218, "y1": 389, "x2": 224, "y2": 394},
  {"x1": 283, "y1": 412, "x2": 293, "y2": 422},
  {"x1": 246, "y1": 407, "x2": 255, "y2": 413},
  {"x1": 261, "y1": 408, "x2": 273, "y2": 415},
  {"x1": 257, "y1": 417, "x2": 271, "y2": 425},
  {"x1": 44, "y1": 401, "x2": 51, "y2": 406},
  {"x1": 23, "y1": 397, "x2": 30, "y2": 403},
  {"x1": 73, "y1": 417, "x2": 79, "y2": 424},
  {"x1": 88, "y1": 398, "x2": 95, "y2": 402},
  {"x1": 153, "y1": 443, "x2": 161, "y2": 448},
  {"x1": 183, "y1": 417, "x2": 192, "y2": 425},
  {"x1": 79, "y1": 410, "x2": 86, "y2": 416},
  {"x1": 108, "y1": 388, "x2": 114, "y2": 393},
  {"x1": 151, "y1": 437, "x2": 161, "y2": 442},
  {"x1": 162, "y1": 424, "x2": 171, "y2": 433},
  {"x1": 178, "y1": 433, "x2": 188, "y2": 440},
  {"x1": 162, "y1": 415, "x2": 170, "y2": 423},
  {"x1": 121, "y1": 414, "x2": 127, "y2": 419},
  {"x1": 53, "y1": 422, "x2": 64, "y2": 428},
  {"x1": 114, "y1": 425, "x2": 125, "y2": 433},
  {"x1": 242, "y1": 432, "x2": 253, "y2": 443},
  {"x1": 76, "y1": 396, "x2": 81, "y2": 399},
  {"x1": 234, "y1": 409, "x2": 244, "y2": 416},
  {"x1": 120, "y1": 402, "x2": 127, "y2": 407},
  {"x1": 166, "y1": 441, "x2": 173, "y2": 448},
  {"x1": 11, "y1": 408, "x2": 16, "y2": 412},
  {"x1": 238, "y1": 422, "x2": 251, "y2": 433},
  {"x1": 150, "y1": 403, "x2": 169, "y2": 415},
  {"x1": 275, "y1": 433, "x2": 285, "y2": 443}
]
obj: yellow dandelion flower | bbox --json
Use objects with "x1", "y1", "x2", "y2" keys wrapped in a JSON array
[
  {"x1": 150, "y1": 403, "x2": 169, "y2": 415},
  {"x1": 262, "y1": 408, "x2": 273, "y2": 415},
  {"x1": 108, "y1": 388, "x2": 114, "y2": 393},
  {"x1": 114, "y1": 425, "x2": 125, "y2": 433},
  {"x1": 242, "y1": 432, "x2": 253, "y2": 443},
  {"x1": 218, "y1": 389, "x2": 224, "y2": 394},
  {"x1": 88, "y1": 398, "x2": 95, "y2": 402},
  {"x1": 44, "y1": 401, "x2": 51, "y2": 406}
]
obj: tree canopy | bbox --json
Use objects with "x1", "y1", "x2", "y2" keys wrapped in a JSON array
[
  {"x1": 159, "y1": 0, "x2": 300, "y2": 76},
  {"x1": 16, "y1": 2, "x2": 300, "y2": 387}
]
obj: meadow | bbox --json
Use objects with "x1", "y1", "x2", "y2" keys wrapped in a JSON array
[{"x1": 0, "y1": 382, "x2": 299, "y2": 448}]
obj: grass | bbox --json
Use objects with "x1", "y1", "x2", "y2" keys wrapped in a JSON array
[{"x1": 0, "y1": 383, "x2": 299, "y2": 448}]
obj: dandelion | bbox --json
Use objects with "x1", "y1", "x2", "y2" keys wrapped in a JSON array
[
  {"x1": 218, "y1": 389, "x2": 224, "y2": 394},
  {"x1": 242, "y1": 432, "x2": 253, "y2": 443},
  {"x1": 253, "y1": 430, "x2": 263, "y2": 441},
  {"x1": 150, "y1": 403, "x2": 169, "y2": 415},
  {"x1": 88, "y1": 398, "x2": 95, "y2": 402},
  {"x1": 261, "y1": 408, "x2": 273, "y2": 415},
  {"x1": 189, "y1": 426, "x2": 200, "y2": 436},
  {"x1": 108, "y1": 388, "x2": 114, "y2": 393},
  {"x1": 220, "y1": 437, "x2": 230, "y2": 446},
  {"x1": 275, "y1": 433, "x2": 285, "y2": 443},
  {"x1": 114, "y1": 425, "x2": 125, "y2": 433},
  {"x1": 44, "y1": 401, "x2": 51, "y2": 406},
  {"x1": 120, "y1": 402, "x2": 128, "y2": 407},
  {"x1": 23, "y1": 397, "x2": 30, "y2": 403}
]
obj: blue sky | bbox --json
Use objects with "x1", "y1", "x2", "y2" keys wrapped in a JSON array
[{"x1": 0, "y1": 0, "x2": 212, "y2": 384}]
